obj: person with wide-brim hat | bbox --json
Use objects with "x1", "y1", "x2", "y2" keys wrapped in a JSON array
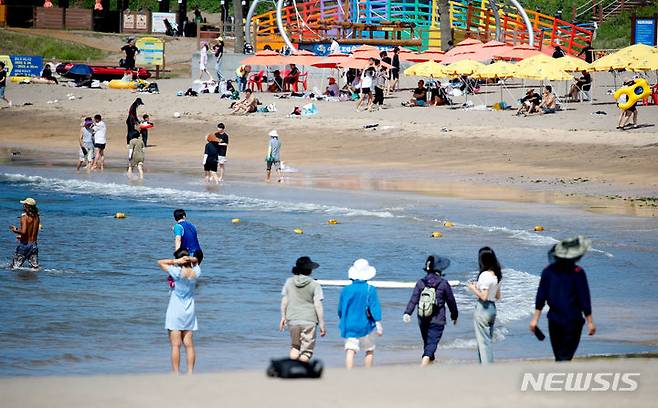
[
  {"x1": 338, "y1": 259, "x2": 383, "y2": 369},
  {"x1": 530, "y1": 236, "x2": 596, "y2": 361},
  {"x1": 279, "y1": 256, "x2": 326, "y2": 362},
  {"x1": 403, "y1": 255, "x2": 458, "y2": 366}
]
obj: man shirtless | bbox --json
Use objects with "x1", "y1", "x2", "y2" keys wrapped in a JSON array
[
  {"x1": 9, "y1": 198, "x2": 40, "y2": 269},
  {"x1": 230, "y1": 89, "x2": 258, "y2": 115}
]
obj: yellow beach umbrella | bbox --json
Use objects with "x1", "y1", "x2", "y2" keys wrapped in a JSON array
[
  {"x1": 553, "y1": 55, "x2": 592, "y2": 72},
  {"x1": 514, "y1": 63, "x2": 573, "y2": 81},
  {"x1": 404, "y1": 61, "x2": 447, "y2": 78},
  {"x1": 444, "y1": 59, "x2": 485, "y2": 77},
  {"x1": 616, "y1": 43, "x2": 658, "y2": 59},
  {"x1": 590, "y1": 52, "x2": 631, "y2": 71},
  {"x1": 516, "y1": 54, "x2": 553, "y2": 69},
  {"x1": 473, "y1": 61, "x2": 517, "y2": 79},
  {"x1": 630, "y1": 52, "x2": 658, "y2": 72}
]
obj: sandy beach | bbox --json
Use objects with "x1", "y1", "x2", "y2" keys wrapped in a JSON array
[
  {"x1": 1, "y1": 357, "x2": 656, "y2": 407},
  {"x1": 1, "y1": 70, "x2": 657, "y2": 216}
]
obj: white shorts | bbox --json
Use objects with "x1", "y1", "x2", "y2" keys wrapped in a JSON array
[
  {"x1": 218, "y1": 156, "x2": 227, "y2": 165},
  {"x1": 344, "y1": 333, "x2": 376, "y2": 352}
]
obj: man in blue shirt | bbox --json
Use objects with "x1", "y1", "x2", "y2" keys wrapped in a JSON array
[{"x1": 173, "y1": 209, "x2": 203, "y2": 264}]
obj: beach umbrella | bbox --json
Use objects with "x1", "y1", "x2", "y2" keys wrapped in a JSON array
[
  {"x1": 473, "y1": 61, "x2": 518, "y2": 79},
  {"x1": 515, "y1": 54, "x2": 554, "y2": 68},
  {"x1": 495, "y1": 45, "x2": 541, "y2": 61},
  {"x1": 514, "y1": 63, "x2": 573, "y2": 81},
  {"x1": 338, "y1": 58, "x2": 392, "y2": 70},
  {"x1": 240, "y1": 50, "x2": 286, "y2": 65},
  {"x1": 553, "y1": 55, "x2": 592, "y2": 72},
  {"x1": 405, "y1": 50, "x2": 445, "y2": 63},
  {"x1": 465, "y1": 40, "x2": 514, "y2": 62},
  {"x1": 441, "y1": 51, "x2": 478, "y2": 64},
  {"x1": 444, "y1": 59, "x2": 485, "y2": 77},
  {"x1": 629, "y1": 52, "x2": 658, "y2": 72},
  {"x1": 615, "y1": 43, "x2": 658, "y2": 59},
  {"x1": 292, "y1": 49, "x2": 316, "y2": 56},
  {"x1": 403, "y1": 61, "x2": 447, "y2": 78},
  {"x1": 311, "y1": 53, "x2": 350, "y2": 69},
  {"x1": 590, "y1": 52, "x2": 629, "y2": 72},
  {"x1": 444, "y1": 38, "x2": 484, "y2": 57},
  {"x1": 351, "y1": 45, "x2": 379, "y2": 54},
  {"x1": 65, "y1": 64, "x2": 93, "y2": 79}
]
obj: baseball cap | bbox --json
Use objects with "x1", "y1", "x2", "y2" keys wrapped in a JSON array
[{"x1": 20, "y1": 198, "x2": 37, "y2": 206}]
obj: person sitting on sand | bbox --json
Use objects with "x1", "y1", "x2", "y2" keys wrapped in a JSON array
[
  {"x1": 231, "y1": 88, "x2": 257, "y2": 115},
  {"x1": 516, "y1": 88, "x2": 540, "y2": 116},
  {"x1": 268, "y1": 70, "x2": 284, "y2": 92},
  {"x1": 403, "y1": 255, "x2": 458, "y2": 366},
  {"x1": 127, "y1": 133, "x2": 145, "y2": 179},
  {"x1": 338, "y1": 259, "x2": 383, "y2": 369},
  {"x1": 77, "y1": 117, "x2": 95, "y2": 172},
  {"x1": 157, "y1": 249, "x2": 200, "y2": 374},
  {"x1": 279, "y1": 256, "x2": 326, "y2": 362},
  {"x1": 534, "y1": 85, "x2": 557, "y2": 114},
  {"x1": 9, "y1": 198, "x2": 40, "y2": 269},
  {"x1": 284, "y1": 64, "x2": 300, "y2": 91},
  {"x1": 530, "y1": 236, "x2": 596, "y2": 361},
  {"x1": 566, "y1": 70, "x2": 591, "y2": 100},
  {"x1": 325, "y1": 77, "x2": 340, "y2": 97},
  {"x1": 41, "y1": 63, "x2": 58, "y2": 84},
  {"x1": 403, "y1": 80, "x2": 427, "y2": 107}
]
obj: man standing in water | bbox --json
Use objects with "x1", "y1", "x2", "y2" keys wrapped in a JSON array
[
  {"x1": 9, "y1": 198, "x2": 40, "y2": 269},
  {"x1": 215, "y1": 123, "x2": 229, "y2": 182}
]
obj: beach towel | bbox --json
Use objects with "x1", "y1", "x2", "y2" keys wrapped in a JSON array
[{"x1": 301, "y1": 103, "x2": 318, "y2": 116}]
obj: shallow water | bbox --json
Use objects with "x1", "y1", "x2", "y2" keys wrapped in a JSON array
[{"x1": 1, "y1": 165, "x2": 657, "y2": 376}]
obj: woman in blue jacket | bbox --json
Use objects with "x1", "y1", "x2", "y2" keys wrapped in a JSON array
[
  {"x1": 338, "y1": 259, "x2": 383, "y2": 369},
  {"x1": 403, "y1": 255, "x2": 458, "y2": 366}
]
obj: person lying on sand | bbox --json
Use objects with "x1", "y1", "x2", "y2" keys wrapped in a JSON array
[{"x1": 231, "y1": 89, "x2": 257, "y2": 115}]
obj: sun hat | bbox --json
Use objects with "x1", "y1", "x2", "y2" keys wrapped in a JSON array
[
  {"x1": 20, "y1": 198, "x2": 37, "y2": 206},
  {"x1": 292, "y1": 256, "x2": 320, "y2": 274},
  {"x1": 269, "y1": 129, "x2": 279, "y2": 138},
  {"x1": 348, "y1": 258, "x2": 376, "y2": 281},
  {"x1": 554, "y1": 236, "x2": 591, "y2": 260},
  {"x1": 423, "y1": 254, "x2": 450, "y2": 274}
]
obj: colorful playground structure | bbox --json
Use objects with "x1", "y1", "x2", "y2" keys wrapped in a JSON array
[{"x1": 246, "y1": 0, "x2": 594, "y2": 56}]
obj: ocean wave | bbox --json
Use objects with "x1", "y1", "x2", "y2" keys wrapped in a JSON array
[
  {"x1": 1, "y1": 173, "x2": 397, "y2": 219},
  {"x1": 450, "y1": 222, "x2": 614, "y2": 257},
  {"x1": 440, "y1": 327, "x2": 509, "y2": 350}
]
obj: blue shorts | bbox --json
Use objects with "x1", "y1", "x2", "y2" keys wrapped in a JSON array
[
  {"x1": 416, "y1": 99, "x2": 426, "y2": 106},
  {"x1": 0, "y1": 86, "x2": 5, "y2": 98}
]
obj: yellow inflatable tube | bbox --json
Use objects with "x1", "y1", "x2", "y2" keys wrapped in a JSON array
[
  {"x1": 10, "y1": 76, "x2": 31, "y2": 83},
  {"x1": 614, "y1": 78, "x2": 651, "y2": 110},
  {"x1": 109, "y1": 80, "x2": 137, "y2": 89}
]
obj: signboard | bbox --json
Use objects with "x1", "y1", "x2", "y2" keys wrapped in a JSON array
[
  {"x1": 152, "y1": 12, "x2": 176, "y2": 33},
  {"x1": 123, "y1": 13, "x2": 134, "y2": 30},
  {"x1": 136, "y1": 37, "x2": 165, "y2": 67},
  {"x1": 299, "y1": 43, "x2": 392, "y2": 56},
  {"x1": 0, "y1": 55, "x2": 43, "y2": 77},
  {"x1": 634, "y1": 18, "x2": 657, "y2": 46},
  {"x1": 136, "y1": 14, "x2": 148, "y2": 30}
]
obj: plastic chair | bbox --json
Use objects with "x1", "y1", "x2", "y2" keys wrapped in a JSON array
[
  {"x1": 578, "y1": 83, "x2": 592, "y2": 102},
  {"x1": 247, "y1": 70, "x2": 265, "y2": 91},
  {"x1": 296, "y1": 72, "x2": 308, "y2": 92}
]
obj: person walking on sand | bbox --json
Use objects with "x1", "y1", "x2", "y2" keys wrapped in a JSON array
[
  {"x1": 530, "y1": 236, "x2": 596, "y2": 361},
  {"x1": 77, "y1": 117, "x2": 95, "y2": 172},
  {"x1": 266, "y1": 129, "x2": 282, "y2": 182},
  {"x1": 0, "y1": 61, "x2": 11, "y2": 107},
  {"x1": 9, "y1": 198, "x2": 40, "y2": 269},
  {"x1": 214, "y1": 123, "x2": 229, "y2": 182},
  {"x1": 198, "y1": 42, "x2": 211, "y2": 81},
  {"x1": 467, "y1": 247, "x2": 502, "y2": 364},
  {"x1": 279, "y1": 256, "x2": 326, "y2": 362},
  {"x1": 203, "y1": 133, "x2": 221, "y2": 184},
  {"x1": 126, "y1": 98, "x2": 144, "y2": 144},
  {"x1": 157, "y1": 249, "x2": 201, "y2": 374},
  {"x1": 212, "y1": 37, "x2": 224, "y2": 81},
  {"x1": 91, "y1": 114, "x2": 107, "y2": 171},
  {"x1": 403, "y1": 255, "x2": 458, "y2": 366},
  {"x1": 355, "y1": 60, "x2": 375, "y2": 112},
  {"x1": 338, "y1": 259, "x2": 383, "y2": 369},
  {"x1": 127, "y1": 133, "x2": 145, "y2": 179}
]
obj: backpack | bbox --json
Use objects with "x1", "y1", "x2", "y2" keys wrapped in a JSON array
[
  {"x1": 266, "y1": 358, "x2": 323, "y2": 379},
  {"x1": 418, "y1": 281, "x2": 438, "y2": 317}
]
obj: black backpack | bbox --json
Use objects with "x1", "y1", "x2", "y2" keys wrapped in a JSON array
[{"x1": 266, "y1": 358, "x2": 323, "y2": 379}]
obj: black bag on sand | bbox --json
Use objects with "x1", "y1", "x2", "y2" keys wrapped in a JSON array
[{"x1": 266, "y1": 358, "x2": 323, "y2": 379}]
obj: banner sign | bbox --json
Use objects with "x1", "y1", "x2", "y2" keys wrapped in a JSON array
[
  {"x1": 633, "y1": 17, "x2": 657, "y2": 46},
  {"x1": 136, "y1": 37, "x2": 165, "y2": 67},
  {"x1": 0, "y1": 55, "x2": 43, "y2": 77},
  {"x1": 152, "y1": 12, "x2": 177, "y2": 33}
]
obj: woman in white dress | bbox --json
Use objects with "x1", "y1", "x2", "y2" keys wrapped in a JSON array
[
  {"x1": 199, "y1": 42, "x2": 211, "y2": 81},
  {"x1": 467, "y1": 247, "x2": 502, "y2": 364},
  {"x1": 157, "y1": 249, "x2": 201, "y2": 374}
]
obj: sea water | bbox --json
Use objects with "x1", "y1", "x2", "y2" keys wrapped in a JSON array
[{"x1": 1, "y1": 166, "x2": 657, "y2": 376}]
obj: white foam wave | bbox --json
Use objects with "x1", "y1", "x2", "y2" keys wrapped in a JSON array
[
  {"x1": 1, "y1": 173, "x2": 396, "y2": 219},
  {"x1": 453, "y1": 268, "x2": 540, "y2": 325}
]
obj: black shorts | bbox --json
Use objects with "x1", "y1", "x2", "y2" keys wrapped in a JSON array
[
  {"x1": 626, "y1": 104, "x2": 637, "y2": 113},
  {"x1": 204, "y1": 161, "x2": 218, "y2": 172},
  {"x1": 361, "y1": 88, "x2": 371, "y2": 95},
  {"x1": 266, "y1": 160, "x2": 280, "y2": 171},
  {"x1": 193, "y1": 249, "x2": 204, "y2": 264},
  {"x1": 94, "y1": 143, "x2": 106, "y2": 150},
  {"x1": 392, "y1": 69, "x2": 400, "y2": 80}
]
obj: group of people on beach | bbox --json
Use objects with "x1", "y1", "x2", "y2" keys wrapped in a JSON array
[{"x1": 148, "y1": 208, "x2": 595, "y2": 374}]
